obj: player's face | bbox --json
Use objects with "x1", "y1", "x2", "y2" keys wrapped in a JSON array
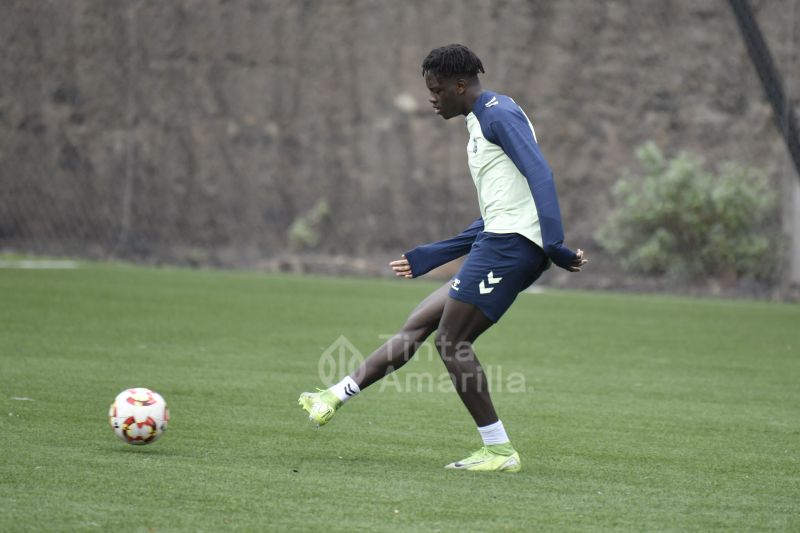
[{"x1": 425, "y1": 71, "x2": 465, "y2": 119}]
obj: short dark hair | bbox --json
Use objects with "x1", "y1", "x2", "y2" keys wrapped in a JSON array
[{"x1": 421, "y1": 44, "x2": 485, "y2": 79}]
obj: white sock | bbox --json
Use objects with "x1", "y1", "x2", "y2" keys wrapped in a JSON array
[
  {"x1": 477, "y1": 420, "x2": 510, "y2": 446},
  {"x1": 329, "y1": 376, "x2": 360, "y2": 403}
]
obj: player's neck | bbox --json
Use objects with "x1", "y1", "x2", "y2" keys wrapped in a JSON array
[{"x1": 462, "y1": 84, "x2": 484, "y2": 116}]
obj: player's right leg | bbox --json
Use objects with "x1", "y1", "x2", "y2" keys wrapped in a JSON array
[
  {"x1": 352, "y1": 281, "x2": 450, "y2": 389},
  {"x1": 299, "y1": 281, "x2": 450, "y2": 426}
]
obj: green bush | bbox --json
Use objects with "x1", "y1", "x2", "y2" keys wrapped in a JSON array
[
  {"x1": 288, "y1": 199, "x2": 330, "y2": 251},
  {"x1": 596, "y1": 142, "x2": 782, "y2": 283}
]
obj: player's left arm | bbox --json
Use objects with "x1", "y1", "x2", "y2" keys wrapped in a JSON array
[
  {"x1": 392, "y1": 217, "x2": 485, "y2": 278},
  {"x1": 487, "y1": 115, "x2": 587, "y2": 272}
]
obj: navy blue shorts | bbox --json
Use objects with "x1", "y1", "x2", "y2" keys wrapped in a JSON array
[{"x1": 449, "y1": 232, "x2": 549, "y2": 322}]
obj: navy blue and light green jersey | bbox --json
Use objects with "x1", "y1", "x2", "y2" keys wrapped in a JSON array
[{"x1": 405, "y1": 91, "x2": 576, "y2": 276}]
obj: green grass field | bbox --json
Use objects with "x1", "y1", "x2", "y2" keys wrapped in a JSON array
[{"x1": 1, "y1": 262, "x2": 798, "y2": 532}]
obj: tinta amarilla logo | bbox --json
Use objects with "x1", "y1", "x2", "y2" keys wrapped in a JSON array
[{"x1": 318, "y1": 335, "x2": 365, "y2": 387}]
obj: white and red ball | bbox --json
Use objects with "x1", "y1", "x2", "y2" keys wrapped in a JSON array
[{"x1": 108, "y1": 388, "x2": 169, "y2": 445}]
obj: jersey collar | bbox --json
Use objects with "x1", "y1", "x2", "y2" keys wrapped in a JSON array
[{"x1": 471, "y1": 91, "x2": 497, "y2": 114}]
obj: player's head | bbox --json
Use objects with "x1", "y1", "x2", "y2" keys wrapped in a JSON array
[{"x1": 421, "y1": 44, "x2": 485, "y2": 119}]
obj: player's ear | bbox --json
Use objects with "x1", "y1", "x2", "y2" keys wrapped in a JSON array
[{"x1": 456, "y1": 78, "x2": 467, "y2": 94}]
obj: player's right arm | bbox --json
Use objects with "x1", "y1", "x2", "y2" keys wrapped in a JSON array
[
  {"x1": 391, "y1": 217, "x2": 484, "y2": 278},
  {"x1": 485, "y1": 110, "x2": 581, "y2": 271}
]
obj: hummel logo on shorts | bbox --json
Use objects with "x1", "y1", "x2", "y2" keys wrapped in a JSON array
[{"x1": 479, "y1": 271, "x2": 502, "y2": 295}]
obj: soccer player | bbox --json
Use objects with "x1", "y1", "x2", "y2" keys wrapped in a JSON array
[{"x1": 300, "y1": 44, "x2": 587, "y2": 472}]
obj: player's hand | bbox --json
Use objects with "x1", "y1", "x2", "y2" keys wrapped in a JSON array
[
  {"x1": 567, "y1": 248, "x2": 588, "y2": 272},
  {"x1": 390, "y1": 255, "x2": 413, "y2": 278}
]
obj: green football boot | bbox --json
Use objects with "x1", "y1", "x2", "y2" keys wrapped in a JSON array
[
  {"x1": 298, "y1": 389, "x2": 342, "y2": 427},
  {"x1": 444, "y1": 443, "x2": 521, "y2": 472}
]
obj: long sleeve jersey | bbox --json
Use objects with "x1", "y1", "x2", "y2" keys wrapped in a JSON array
[{"x1": 405, "y1": 91, "x2": 576, "y2": 277}]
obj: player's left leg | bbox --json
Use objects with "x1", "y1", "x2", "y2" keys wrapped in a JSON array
[
  {"x1": 434, "y1": 233, "x2": 549, "y2": 472},
  {"x1": 435, "y1": 297, "x2": 496, "y2": 425},
  {"x1": 435, "y1": 297, "x2": 521, "y2": 472}
]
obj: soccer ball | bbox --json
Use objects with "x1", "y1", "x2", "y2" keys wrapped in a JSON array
[{"x1": 108, "y1": 388, "x2": 169, "y2": 445}]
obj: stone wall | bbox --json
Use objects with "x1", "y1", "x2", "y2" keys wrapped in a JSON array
[{"x1": 1, "y1": 0, "x2": 798, "y2": 271}]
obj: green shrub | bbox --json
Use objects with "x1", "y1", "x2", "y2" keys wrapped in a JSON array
[
  {"x1": 596, "y1": 142, "x2": 781, "y2": 283},
  {"x1": 288, "y1": 199, "x2": 330, "y2": 251}
]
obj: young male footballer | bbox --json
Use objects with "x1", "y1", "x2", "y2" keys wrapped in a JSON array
[{"x1": 300, "y1": 44, "x2": 587, "y2": 472}]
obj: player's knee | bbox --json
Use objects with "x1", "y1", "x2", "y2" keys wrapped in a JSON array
[
  {"x1": 402, "y1": 313, "x2": 437, "y2": 340},
  {"x1": 434, "y1": 324, "x2": 461, "y2": 355}
]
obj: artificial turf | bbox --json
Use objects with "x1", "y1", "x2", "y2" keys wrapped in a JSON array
[{"x1": 1, "y1": 262, "x2": 798, "y2": 532}]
